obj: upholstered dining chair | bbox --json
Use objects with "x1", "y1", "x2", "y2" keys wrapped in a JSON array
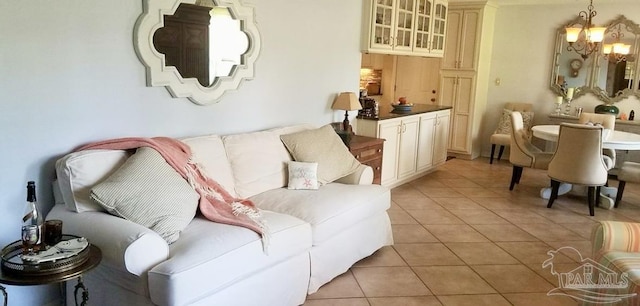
[
  {"x1": 547, "y1": 123, "x2": 614, "y2": 216},
  {"x1": 614, "y1": 161, "x2": 640, "y2": 208},
  {"x1": 578, "y1": 112, "x2": 617, "y2": 168},
  {"x1": 509, "y1": 111, "x2": 553, "y2": 190},
  {"x1": 490, "y1": 102, "x2": 533, "y2": 164}
]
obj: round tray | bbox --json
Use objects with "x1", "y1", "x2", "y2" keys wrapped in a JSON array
[
  {"x1": 391, "y1": 103, "x2": 413, "y2": 112},
  {"x1": 1, "y1": 235, "x2": 90, "y2": 277}
]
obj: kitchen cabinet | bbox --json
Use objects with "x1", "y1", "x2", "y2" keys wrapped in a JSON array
[
  {"x1": 439, "y1": 2, "x2": 495, "y2": 159},
  {"x1": 361, "y1": 53, "x2": 385, "y2": 70},
  {"x1": 361, "y1": 0, "x2": 448, "y2": 57},
  {"x1": 417, "y1": 109, "x2": 450, "y2": 170},
  {"x1": 356, "y1": 108, "x2": 451, "y2": 187},
  {"x1": 394, "y1": 56, "x2": 441, "y2": 105}
]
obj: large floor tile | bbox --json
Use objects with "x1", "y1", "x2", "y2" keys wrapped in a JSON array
[
  {"x1": 368, "y1": 296, "x2": 442, "y2": 306},
  {"x1": 405, "y1": 209, "x2": 465, "y2": 225},
  {"x1": 307, "y1": 271, "x2": 364, "y2": 299},
  {"x1": 388, "y1": 209, "x2": 418, "y2": 224},
  {"x1": 351, "y1": 267, "x2": 431, "y2": 297},
  {"x1": 516, "y1": 223, "x2": 585, "y2": 242},
  {"x1": 394, "y1": 196, "x2": 443, "y2": 210},
  {"x1": 437, "y1": 294, "x2": 511, "y2": 306},
  {"x1": 471, "y1": 264, "x2": 555, "y2": 293},
  {"x1": 392, "y1": 224, "x2": 439, "y2": 243},
  {"x1": 448, "y1": 209, "x2": 510, "y2": 224},
  {"x1": 502, "y1": 293, "x2": 579, "y2": 306},
  {"x1": 497, "y1": 241, "x2": 575, "y2": 264},
  {"x1": 432, "y1": 197, "x2": 485, "y2": 210},
  {"x1": 414, "y1": 187, "x2": 465, "y2": 198},
  {"x1": 424, "y1": 224, "x2": 489, "y2": 242},
  {"x1": 412, "y1": 266, "x2": 496, "y2": 295},
  {"x1": 303, "y1": 298, "x2": 370, "y2": 306},
  {"x1": 471, "y1": 224, "x2": 539, "y2": 242},
  {"x1": 393, "y1": 243, "x2": 465, "y2": 266},
  {"x1": 445, "y1": 242, "x2": 519, "y2": 265},
  {"x1": 353, "y1": 245, "x2": 407, "y2": 267}
]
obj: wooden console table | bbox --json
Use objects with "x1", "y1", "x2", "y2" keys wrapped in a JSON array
[{"x1": 346, "y1": 135, "x2": 384, "y2": 185}]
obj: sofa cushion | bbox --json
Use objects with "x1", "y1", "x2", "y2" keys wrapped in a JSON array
[
  {"x1": 222, "y1": 130, "x2": 295, "y2": 198},
  {"x1": 147, "y1": 211, "x2": 311, "y2": 306},
  {"x1": 90, "y1": 147, "x2": 200, "y2": 244},
  {"x1": 288, "y1": 161, "x2": 319, "y2": 190},
  {"x1": 56, "y1": 149, "x2": 131, "y2": 212},
  {"x1": 182, "y1": 134, "x2": 237, "y2": 197},
  {"x1": 280, "y1": 125, "x2": 361, "y2": 184},
  {"x1": 250, "y1": 183, "x2": 390, "y2": 244}
]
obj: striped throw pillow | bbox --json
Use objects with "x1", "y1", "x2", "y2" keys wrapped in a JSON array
[{"x1": 90, "y1": 147, "x2": 199, "y2": 244}]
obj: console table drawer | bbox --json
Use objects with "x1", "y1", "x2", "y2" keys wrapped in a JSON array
[{"x1": 346, "y1": 135, "x2": 384, "y2": 185}]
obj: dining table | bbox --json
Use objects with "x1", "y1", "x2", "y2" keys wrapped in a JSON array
[{"x1": 531, "y1": 124, "x2": 640, "y2": 208}]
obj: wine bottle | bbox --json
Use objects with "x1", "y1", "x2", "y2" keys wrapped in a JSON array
[{"x1": 21, "y1": 181, "x2": 43, "y2": 254}]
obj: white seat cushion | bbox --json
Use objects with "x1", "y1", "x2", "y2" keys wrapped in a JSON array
[
  {"x1": 250, "y1": 183, "x2": 390, "y2": 244},
  {"x1": 148, "y1": 211, "x2": 311, "y2": 306}
]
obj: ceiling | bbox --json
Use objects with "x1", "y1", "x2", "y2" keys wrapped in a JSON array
[{"x1": 450, "y1": 0, "x2": 636, "y2": 5}]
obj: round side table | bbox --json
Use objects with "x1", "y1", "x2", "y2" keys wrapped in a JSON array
[{"x1": 0, "y1": 245, "x2": 102, "y2": 306}]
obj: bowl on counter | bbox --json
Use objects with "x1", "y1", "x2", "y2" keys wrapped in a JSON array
[{"x1": 391, "y1": 102, "x2": 413, "y2": 112}]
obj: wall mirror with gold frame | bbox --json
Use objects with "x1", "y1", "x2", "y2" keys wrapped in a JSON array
[
  {"x1": 134, "y1": 0, "x2": 260, "y2": 105},
  {"x1": 551, "y1": 15, "x2": 640, "y2": 103}
]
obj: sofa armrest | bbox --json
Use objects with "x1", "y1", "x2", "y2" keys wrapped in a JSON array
[
  {"x1": 47, "y1": 204, "x2": 169, "y2": 276},
  {"x1": 334, "y1": 164, "x2": 374, "y2": 185},
  {"x1": 592, "y1": 221, "x2": 640, "y2": 257}
]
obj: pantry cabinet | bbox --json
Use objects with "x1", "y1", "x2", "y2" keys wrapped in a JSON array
[
  {"x1": 439, "y1": 2, "x2": 495, "y2": 159},
  {"x1": 356, "y1": 108, "x2": 451, "y2": 187},
  {"x1": 361, "y1": 0, "x2": 448, "y2": 57}
]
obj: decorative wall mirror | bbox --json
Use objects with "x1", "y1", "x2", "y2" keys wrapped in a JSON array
[
  {"x1": 550, "y1": 15, "x2": 640, "y2": 103},
  {"x1": 134, "y1": 0, "x2": 261, "y2": 105}
]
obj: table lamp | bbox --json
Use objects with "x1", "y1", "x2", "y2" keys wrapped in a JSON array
[{"x1": 331, "y1": 92, "x2": 362, "y2": 132}]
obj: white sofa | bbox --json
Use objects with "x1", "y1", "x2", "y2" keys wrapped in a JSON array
[{"x1": 48, "y1": 124, "x2": 393, "y2": 306}]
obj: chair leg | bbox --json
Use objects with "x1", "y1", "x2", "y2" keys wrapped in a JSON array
[
  {"x1": 497, "y1": 146, "x2": 505, "y2": 161},
  {"x1": 490, "y1": 144, "x2": 496, "y2": 164},
  {"x1": 510, "y1": 166, "x2": 522, "y2": 190},
  {"x1": 595, "y1": 186, "x2": 601, "y2": 207},
  {"x1": 615, "y1": 181, "x2": 626, "y2": 208},
  {"x1": 547, "y1": 180, "x2": 561, "y2": 208},
  {"x1": 587, "y1": 187, "x2": 595, "y2": 216}
]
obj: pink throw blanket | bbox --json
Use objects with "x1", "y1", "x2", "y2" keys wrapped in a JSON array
[{"x1": 76, "y1": 137, "x2": 269, "y2": 249}]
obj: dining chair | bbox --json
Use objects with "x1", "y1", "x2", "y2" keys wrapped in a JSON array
[
  {"x1": 547, "y1": 123, "x2": 614, "y2": 216},
  {"x1": 614, "y1": 161, "x2": 640, "y2": 208},
  {"x1": 490, "y1": 102, "x2": 533, "y2": 164},
  {"x1": 509, "y1": 111, "x2": 553, "y2": 190},
  {"x1": 578, "y1": 112, "x2": 617, "y2": 169}
]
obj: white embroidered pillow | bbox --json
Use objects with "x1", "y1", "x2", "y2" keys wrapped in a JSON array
[
  {"x1": 495, "y1": 109, "x2": 534, "y2": 135},
  {"x1": 90, "y1": 147, "x2": 199, "y2": 244},
  {"x1": 287, "y1": 161, "x2": 319, "y2": 190}
]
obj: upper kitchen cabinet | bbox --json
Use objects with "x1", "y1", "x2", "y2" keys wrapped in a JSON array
[
  {"x1": 361, "y1": 0, "x2": 448, "y2": 57},
  {"x1": 442, "y1": 8, "x2": 479, "y2": 70}
]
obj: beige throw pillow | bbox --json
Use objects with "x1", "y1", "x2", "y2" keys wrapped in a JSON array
[
  {"x1": 90, "y1": 147, "x2": 200, "y2": 244},
  {"x1": 280, "y1": 125, "x2": 360, "y2": 184},
  {"x1": 496, "y1": 109, "x2": 534, "y2": 135}
]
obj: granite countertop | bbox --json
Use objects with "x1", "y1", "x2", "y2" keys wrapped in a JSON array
[{"x1": 357, "y1": 103, "x2": 452, "y2": 121}]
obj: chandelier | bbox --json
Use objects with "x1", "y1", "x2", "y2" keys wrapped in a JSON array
[
  {"x1": 602, "y1": 24, "x2": 631, "y2": 63},
  {"x1": 565, "y1": 0, "x2": 607, "y2": 60}
]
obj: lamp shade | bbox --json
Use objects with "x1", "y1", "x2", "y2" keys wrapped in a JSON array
[
  {"x1": 566, "y1": 27, "x2": 582, "y2": 43},
  {"x1": 331, "y1": 92, "x2": 362, "y2": 111},
  {"x1": 588, "y1": 27, "x2": 607, "y2": 43}
]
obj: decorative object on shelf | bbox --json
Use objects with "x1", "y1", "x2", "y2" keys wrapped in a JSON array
[
  {"x1": 565, "y1": 0, "x2": 606, "y2": 60},
  {"x1": 594, "y1": 103, "x2": 620, "y2": 116},
  {"x1": 564, "y1": 87, "x2": 575, "y2": 115},
  {"x1": 603, "y1": 24, "x2": 632, "y2": 63},
  {"x1": 631, "y1": 110, "x2": 635, "y2": 120},
  {"x1": 555, "y1": 96, "x2": 563, "y2": 115},
  {"x1": 331, "y1": 92, "x2": 362, "y2": 132}
]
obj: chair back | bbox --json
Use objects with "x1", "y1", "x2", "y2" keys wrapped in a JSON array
[
  {"x1": 578, "y1": 112, "x2": 615, "y2": 130},
  {"x1": 504, "y1": 102, "x2": 533, "y2": 112},
  {"x1": 509, "y1": 111, "x2": 542, "y2": 167},
  {"x1": 548, "y1": 123, "x2": 609, "y2": 186}
]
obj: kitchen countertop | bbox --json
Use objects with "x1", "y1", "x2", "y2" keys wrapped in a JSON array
[{"x1": 357, "y1": 103, "x2": 452, "y2": 120}]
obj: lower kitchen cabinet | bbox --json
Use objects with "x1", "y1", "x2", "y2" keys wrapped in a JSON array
[{"x1": 356, "y1": 109, "x2": 451, "y2": 187}]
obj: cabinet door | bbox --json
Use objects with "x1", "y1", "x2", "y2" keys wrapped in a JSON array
[
  {"x1": 429, "y1": 0, "x2": 448, "y2": 55},
  {"x1": 394, "y1": 0, "x2": 415, "y2": 52},
  {"x1": 397, "y1": 117, "x2": 420, "y2": 179},
  {"x1": 442, "y1": 9, "x2": 462, "y2": 69},
  {"x1": 433, "y1": 111, "x2": 450, "y2": 165},
  {"x1": 379, "y1": 121, "x2": 401, "y2": 185},
  {"x1": 458, "y1": 9, "x2": 479, "y2": 70},
  {"x1": 412, "y1": 0, "x2": 433, "y2": 54},
  {"x1": 449, "y1": 75, "x2": 474, "y2": 153},
  {"x1": 370, "y1": 0, "x2": 396, "y2": 51},
  {"x1": 417, "y1": 114, "x2": 436, "y2": 171}
]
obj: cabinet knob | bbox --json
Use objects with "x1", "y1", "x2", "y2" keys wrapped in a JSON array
[
  {"x1": 377, "y1": 149, "x2": 382, "y2": 153},
  {"x1": 376, "y1": 167, "x2": 381, "y2": 171},
  {"x1": 431, "y1": 98, "x2": 436, "y2": 102},
  {"x1": 356, "y1": 155, "x2": 360, "y2": 159}
]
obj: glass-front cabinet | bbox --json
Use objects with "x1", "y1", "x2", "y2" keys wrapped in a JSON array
[{"x1": 362, "y1": 0, "x2": 448, "y2": 57}]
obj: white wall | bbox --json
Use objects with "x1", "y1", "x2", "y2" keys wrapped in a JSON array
[
  {"x1": 0, "y1": 0, "x2": 361, "y2": 304},
  {"x1": 482, "y1": 2, "x2": 640, "y2": 157}
]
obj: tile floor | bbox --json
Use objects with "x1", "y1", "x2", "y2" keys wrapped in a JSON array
[{"x1": 303, "y1": 157, "x2": 640, "y2": 306}]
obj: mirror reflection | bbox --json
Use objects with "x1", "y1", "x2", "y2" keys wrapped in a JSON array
[{"x1": 152, "y1": 1, "x2": 249, "y2": 87}]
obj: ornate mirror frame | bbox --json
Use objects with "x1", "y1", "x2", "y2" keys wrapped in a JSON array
[
  {"x1": 550, "y1": 15, "x2": 640, "y2": 103},
  {"x1": 134, "y1": 0, "x2": 261, "y2": 105}
]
